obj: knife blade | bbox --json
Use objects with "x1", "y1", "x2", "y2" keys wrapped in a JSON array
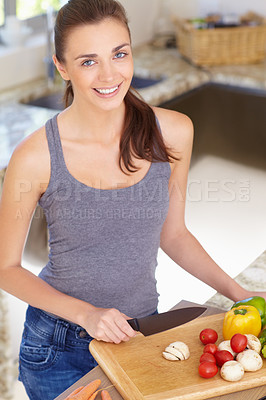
[{"x1": 127, "y1": 306, "x2": 207, "y2": 336}]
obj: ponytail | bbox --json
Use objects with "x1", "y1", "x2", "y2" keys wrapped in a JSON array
[
  {"x1": 120, "y1": 89, "x2": 179, "y2": 174},
  {"x1": 63, "y1": 81, "x2": 74, "y2": 109}
]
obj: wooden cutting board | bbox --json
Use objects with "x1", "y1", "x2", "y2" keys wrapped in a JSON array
[{"x1": 89, "y1": 313, "x2": 266, "y2": 400}]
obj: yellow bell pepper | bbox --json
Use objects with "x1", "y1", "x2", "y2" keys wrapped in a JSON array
[{"x1": 223, "y1": 305, "x2": 261, "y2": 340}]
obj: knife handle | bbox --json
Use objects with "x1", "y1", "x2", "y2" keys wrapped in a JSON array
[{"x1": 127, "y1": 318, "x2": 140, "y2": 331}]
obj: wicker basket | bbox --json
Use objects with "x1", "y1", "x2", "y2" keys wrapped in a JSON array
[{"x1": 174, "y1": 18, "x2": 266, "y2": 66}]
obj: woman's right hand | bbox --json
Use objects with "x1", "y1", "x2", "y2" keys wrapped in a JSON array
[{"x1": 82, "y1": 306, "x2": 137, "y2": 344}]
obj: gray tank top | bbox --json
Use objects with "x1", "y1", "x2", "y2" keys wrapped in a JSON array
[{"x1": 39, "y1": 114, "x2": 171, "y2": 318}]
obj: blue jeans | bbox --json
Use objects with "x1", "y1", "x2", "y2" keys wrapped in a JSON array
[
  {"x1": 19, "y1": 306, "x2": 98, "y2": 400},
  {"x1": 19, "y1": 306, "x2": 158, "y2": 400}
]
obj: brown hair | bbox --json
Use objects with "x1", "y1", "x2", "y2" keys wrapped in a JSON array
[{"x1": 54, "y1": 0, "x2": 179, "y2": 173}]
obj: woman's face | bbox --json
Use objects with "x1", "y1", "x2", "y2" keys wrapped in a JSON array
[{"x1": 55, "y1": 18, "x2": 134, "y2": 112}]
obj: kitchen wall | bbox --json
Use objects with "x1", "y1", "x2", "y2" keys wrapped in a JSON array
[
  {"x1": 163, "y1": 0, "x2": 266, "y2": 20},
  {"x1": 120, "y1": 0, "x2": 160, "y2": 46}
]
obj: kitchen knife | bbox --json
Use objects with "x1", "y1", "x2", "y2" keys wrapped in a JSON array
[{"x1": 127, "y1": 306, "x2": 207, "y2": 336}]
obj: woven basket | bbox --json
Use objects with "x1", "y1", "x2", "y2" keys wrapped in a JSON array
[{"x1": 174, "y1": 18, "x2": 266, "y2": 66}]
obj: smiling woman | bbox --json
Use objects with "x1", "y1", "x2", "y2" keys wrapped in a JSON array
[{"x1": 1, "y1": 1, "x2": 266, "y2": 400}]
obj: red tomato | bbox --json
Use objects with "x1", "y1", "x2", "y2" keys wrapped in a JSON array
[
  {"x1": 203, "y1": 343, "x2": 217, "y2": 355},
  {"x1": 199, "y1": 353, "x2": 216, "y2": 364},
  {"x1": 199, "y1": 328, "x2": 218, "y2": 345},
  {"x1": 198, "y1": 362, "x2": 218, "y2": 378},
  {"x1": 214, "y1": 350, "x2": 234, "y2": 367},
  {"x1": 230, "y1": 333, "x2": 248, "y2": 353}
]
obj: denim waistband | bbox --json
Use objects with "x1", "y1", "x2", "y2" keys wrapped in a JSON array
[
  {"x1": 24, "y1": 305, "x2": 158, "y2": 351},
  {"x1": 24, "y1": 306, "x2": 92, "y2": 350}
]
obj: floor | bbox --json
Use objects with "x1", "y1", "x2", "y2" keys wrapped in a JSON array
[{"x1": 10, "y1": 151, "x2": 266, "y2": 400}]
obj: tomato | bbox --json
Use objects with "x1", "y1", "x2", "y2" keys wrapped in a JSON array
[
  {"x1": 214, "y1": 350, "x2": 234, "y2": 367},
  {"x1": 199, "y1": 353, "x2": 216, "y2": 364},
  {"x1": 203, "y1": 343, "x2": 217, "y2": 355},
  {"x1": 198, "y1": 362, "x2": 218, "y2": 378},
  {"x1": 199, "y1": 328, "x2": 218, "y2": 345},
  {"x1": 230, "y1": 333, "x2": 248, "y2": 353}
]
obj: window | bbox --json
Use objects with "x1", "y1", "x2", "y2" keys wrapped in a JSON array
[
  {"x1": 1, "y1": 1, "x2": 67, "y2": 34},
  {"x1": 16, "y1": 0, "x2": 62, "y2": 20}
]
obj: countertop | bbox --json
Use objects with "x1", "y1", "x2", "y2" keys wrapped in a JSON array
[
  {"x1": 206, "y1": 249, "x2": 266, "y2": 310},
  {"x1": 1, "y1": 43, "x2": 266, "y2": 170},
  {"x1": 133, "y1": 45, "x2": 266, "y2": 105},
  {"x1": 0, "y1": 103, "x2": 56, "y2": 170}
]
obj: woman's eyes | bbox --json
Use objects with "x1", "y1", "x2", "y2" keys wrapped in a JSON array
[
  {"x1": 114, "y1": 51, "x2": 128, "y2": 59},
  {"x1": 82, "y1": 59, "x2": 96, "y2": 67},
  {"x1": 82, "y1": 52, "x2": 128, "y2": 67}
]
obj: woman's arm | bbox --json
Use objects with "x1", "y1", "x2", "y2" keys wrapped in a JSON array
[
  {"x1": 0, "y1": 131, "x2": 135, "y2": 343},
  {"x1": 155, "y1": 107, "x2": 266, "y2": 302}
]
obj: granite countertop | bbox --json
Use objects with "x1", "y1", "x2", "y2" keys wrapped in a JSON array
[
  {"x1": 133, "y1": 44, "x2": 266, "y2": 104},
  {"x1": 205, "y1": 250, "x2": 266, "y2": 310},
  {"x1": 0, "y1": 104, "x2": 57, "y2": 170}
]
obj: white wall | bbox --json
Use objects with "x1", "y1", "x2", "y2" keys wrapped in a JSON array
[
  {"x1": 219, "y1": 0, "x2": 266, "y2": 17},
  {"x1": 120, "y1": 0, "x2": 160, "y2": 46},
  {"x1": 166, "y1": 0, "x2": 266, "y2": 19},
  {"x1": 165, "y1": 0, "x2": 200, "y2": 19}
]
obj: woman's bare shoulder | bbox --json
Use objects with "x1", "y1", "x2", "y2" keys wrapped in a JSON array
[
  {"x1": 152, "y1": 106, "x2": 193, "y2": 153},
  {"x1": 7, "y1": 125, "x2": 50, "y2": 188}
]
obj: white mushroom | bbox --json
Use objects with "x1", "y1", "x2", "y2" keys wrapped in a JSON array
[
  {"x1": 245, "y1": 334, "x2": 261, "y2": 354},
  {"x1": 162, "y1": 341, "x2": 190, "y2": 361},
  {"x1": 218, "y1": 340, "x2": 236, "y2": 357},
  {"x1": 236, "y1": 349, "x2": 263, "y2": 371},
  {"x1": 220, "y1": 360, "x2": 245, "y2": 382}
]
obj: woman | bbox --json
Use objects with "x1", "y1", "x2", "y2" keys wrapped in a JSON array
[{"x1": 0, "y1": 1, "x2": 265, "y2": 399}]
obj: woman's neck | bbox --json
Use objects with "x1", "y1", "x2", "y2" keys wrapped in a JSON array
[{"x1": 61, "y1": 99, "x2": 126, "y2": 144}]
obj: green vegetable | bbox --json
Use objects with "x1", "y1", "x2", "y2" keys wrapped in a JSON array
[
  {"x1": 231, "y1": 296, "x2": 266, "y2": 329},
  {"x1": 259, "y1": 329, "x2": 266, "y2": 346},
  {"x1": 259, "y1": 329, "x2": 266, "y2": 359},
  {"x1": 262, "y1": 345, "x2": 266, "y2": 358}
]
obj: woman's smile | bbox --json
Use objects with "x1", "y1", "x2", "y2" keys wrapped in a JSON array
[{"x1": 93, "y1": 81, "x2": 123, "y2": 98}]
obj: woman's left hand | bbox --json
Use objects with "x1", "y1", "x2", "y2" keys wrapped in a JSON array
[
  {"x1": 243, "y1": 290, "x2": 266, "y2": 302},
  {"x1": 65, "y1": 379, "x2": 102, "y2": 400}
]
